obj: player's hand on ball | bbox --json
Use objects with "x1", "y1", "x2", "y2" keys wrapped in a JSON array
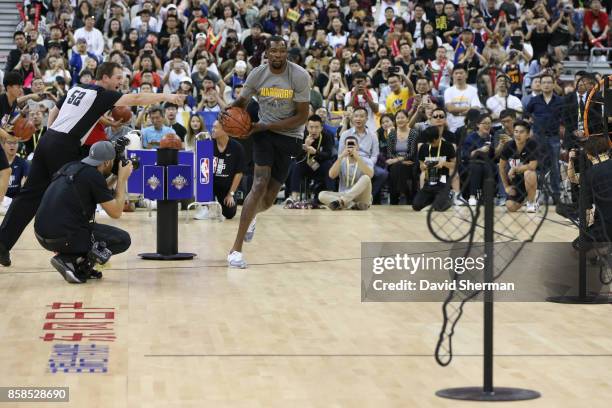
[
  {"x1": 118, "y1": 160, "x2": 134, "y2": 180},
  {"x1": 248, "y1": 122, "x2": 267, "y2": 136},
  {"x1": 505, "y1": 185, "x2": 516, "y2": 196}
]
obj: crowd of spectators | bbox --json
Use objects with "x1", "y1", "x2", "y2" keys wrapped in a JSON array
[{"x1": 2, "y1": 0, "x2": 611, "y2": 211}]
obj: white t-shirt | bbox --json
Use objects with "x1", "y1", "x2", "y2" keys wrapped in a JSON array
[
  {"x1": 427, "y1": 59, "x2": 454, "y2": 95},
  {"x1": 444, "y1": 85, "x2": 482, "y2": 132},
  {"x1": 344, "y1": 90, "x2": 383, "y2": 133},
  {"x1": 485, "y1": 94, "x2": 523, "y2": 120}
]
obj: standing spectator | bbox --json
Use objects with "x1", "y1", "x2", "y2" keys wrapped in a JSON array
[
  {"x1": 550, "y1": 5, "x2": 576, "y2": 61},
  {"x1": 485, "y1": 74, "x2": 523, "y2": 127},
  {"x1": 142, "y1": 106, "x2": 177, "y2": 149},
  {"x1": 526, "y1": 73, "x2": 564, "y2": 202},
  {"x1": 526, "y1": 18, "x2": 553, "y2": 60},
  {"x1": 73, "y1": 15, "x2": 105, "y2": 59},
  {"x1": 444, "y1": 65, "x2": 482, "y2": 133},
  {"x1": 184, "y1": 114, "x2": 206, "y2": 152}
]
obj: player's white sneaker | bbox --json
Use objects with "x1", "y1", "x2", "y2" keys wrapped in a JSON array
[
  {"x1": 227, "y1": 251, "x2": 247, "y2": 269},
  {"x1": 468, "y1": 196, "x2": 478, "y2": 206},
  {"x1": 244, "y1": 217, "x2": 257, "y2": 242},
  {"x1": 525, "y1": 201, "x2": 538, "y2": 213}
]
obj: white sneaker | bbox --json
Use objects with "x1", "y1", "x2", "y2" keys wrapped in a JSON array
[
  {"x1": 193, "y1": 206, "x2": 209, "y2": 220},
  {"x1": 525, "y1": 201, "x2": 538, "y2": 213},
  {"x1": 244, "y1": 217, "x2": 257, "y2": 242},
  {"x1": 227, "y1": 251, "x2": 247, "y2": 269},
  {"x1": 468, "y1": 196, "x2": 478, "y2": 206}
]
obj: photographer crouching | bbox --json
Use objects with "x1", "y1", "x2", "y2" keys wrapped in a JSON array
[{"x1": 34, "y1": 141, "x2": 133, "y2": 284}]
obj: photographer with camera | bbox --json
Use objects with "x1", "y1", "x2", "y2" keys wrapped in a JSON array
[
  {"x1": 34, "y1": 141, "x2": 133, "y2": 284},
  {"x1": 550, "y1": 5, "x2": 576, "y2": 62}
]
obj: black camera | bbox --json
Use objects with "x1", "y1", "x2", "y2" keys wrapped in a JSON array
[
  {"x1": 88, "y1": 241, "x2": 112, "y2": 265},
  {"x1": 111, "y1": 136, "x2": 140, "y2": 175}
]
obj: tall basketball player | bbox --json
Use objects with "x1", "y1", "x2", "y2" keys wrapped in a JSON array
[
  {"x1": 224, "y1": 36, "x2": 310, "y2": 268},
  {"x1": 0, "y1": 62, "x2": 184, "y2": 266}
]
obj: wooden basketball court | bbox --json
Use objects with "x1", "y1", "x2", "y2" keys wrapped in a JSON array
[{"x1": 0, "y1": 207, "x2": 610, "y2": 407}]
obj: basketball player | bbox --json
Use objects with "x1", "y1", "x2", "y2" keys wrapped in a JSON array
[
  {"x1": 0, "y1": 62, "x2": 184, "y2": 266},
  {"x1": 223, "y1": 36, "x2": 310, "y2": 268}
]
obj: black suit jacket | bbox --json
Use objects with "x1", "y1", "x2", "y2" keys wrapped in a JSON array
[{"x1": 563, "y1": 92, "x2": 602, "y2": 149}]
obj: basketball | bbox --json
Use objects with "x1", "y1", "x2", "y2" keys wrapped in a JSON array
[
  {"x1": 111, "y1": 106, "x2": 132, "y2": 123},
  {"x1": 220, "y1": 107, "x2": 252, "y2": 139},
  {"x1": 12, "y1": 116, "x2": 36, "y2": 141},
  {"x1": 159, "y1": 133, "x2": 182, "y2": 149}
]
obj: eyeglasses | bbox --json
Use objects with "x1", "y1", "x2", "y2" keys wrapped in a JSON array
[
  {"x1": 432, "y1": 114, "x2": 446, "y2": 119},
  {"x1": 4, "y1": 141, "x2": 18, "y2": 145}
]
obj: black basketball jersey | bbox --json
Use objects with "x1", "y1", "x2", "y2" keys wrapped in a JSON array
[{"x1": 50, "y1": 84, "x2": 123, "y2": 145}]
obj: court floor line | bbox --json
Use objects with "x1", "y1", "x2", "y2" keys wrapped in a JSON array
[{"x1": 143, "y1": 353, "x2": 612, "y2": 358}]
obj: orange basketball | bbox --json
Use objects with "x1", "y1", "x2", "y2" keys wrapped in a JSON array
[
  {"x1": 159, "y1": 133, "x2": 182, "y2": 149},
  {"x1": 220, "y1": 107, "x2": 252, "y2": 139},
  {"x1": 12, "y1": 116, "x2": 36, "y2": 141},
  {"x1": 111, "y1": 106, "x2": 132, "y2": 123}
]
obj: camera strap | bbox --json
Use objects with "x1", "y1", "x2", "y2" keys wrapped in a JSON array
[{"x1": 53, "y1": 162, "x2": 93, "y2": 222}]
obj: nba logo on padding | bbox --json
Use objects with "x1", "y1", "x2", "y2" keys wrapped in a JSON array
[{"x1": 200, "y1": 158, "x2": 210, "y2": 184}]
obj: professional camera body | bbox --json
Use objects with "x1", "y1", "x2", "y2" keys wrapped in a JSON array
[
  {"x1": 111, "y1": 136, "x2": 140, "y2": 174},
  {"x1": 89, "y1": 241, "x2": 112, "y2": 265}
]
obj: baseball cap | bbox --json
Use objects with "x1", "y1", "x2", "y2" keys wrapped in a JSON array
[
  {"x1": 76, "y1": 37, "x2": 87, "y2": 44},
  {"x1": 167, "y1": 4, "x2": 177, "y2": 10},
  {"x1": 195, "y1": 32, "x2": 207, "y2": 41},
  {"x1": 82, "y1": 141, "x2": 116, "y2": 166},
  {"x1": 434, "y1": 0, "x2": 444, "y2": 3},
  {"x1": 236, "y1": 60, "x2": 247, "y2": 70}
]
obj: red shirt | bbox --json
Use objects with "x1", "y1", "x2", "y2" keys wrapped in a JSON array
[
  {"x1": 84, "y1": 122, "x2": 108, "y2": 146},
  {"x1": 131, "y1": 71, "x2": 162, "y2": 89},
  {"x1": 584, "y1": 10, "x2": 608, "y2": 35}
]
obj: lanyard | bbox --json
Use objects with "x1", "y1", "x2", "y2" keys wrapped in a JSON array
[
  {"x1": 429, "y1": 141, "x2": 442, "y2": 159},
  {"x1": 307, "y1": 135, "x2": 322, "y2": 160},
  {"x1": 33, "y1": 127, "x2": 44, "y2": 149},
  {"x1": 430, "y1": 60, "x2": 446, "y2": 90},
  {"x1": 344, "y1": 158, "x2": 358, "y2": 188},
  {"x1": 577, "y1": 93, "x2": 584, "y2": 130}
]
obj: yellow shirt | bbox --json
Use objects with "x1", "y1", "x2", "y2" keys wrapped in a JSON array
[{"x1": 386, "y1": 88, "x2": 412, "y2": 115}]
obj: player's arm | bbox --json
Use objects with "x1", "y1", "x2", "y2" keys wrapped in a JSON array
[
  {"x1": 516, "y1": 159, "x2": 537, "y2": 174},
  {"x1": 252, "y1": 102, "x2": 310, "y2": 134},
  {"x1": 114, "y1": 93, "x2": 185, "y2": 107},
  {"x1": 229, "y1": 95, "x2": 251, "y2": 110}
]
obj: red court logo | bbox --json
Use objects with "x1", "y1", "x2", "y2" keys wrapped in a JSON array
[{"x1": 200, "y1": 158, "x2": 210, "y2": 184}]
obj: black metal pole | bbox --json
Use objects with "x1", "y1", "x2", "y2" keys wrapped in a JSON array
[
  {"x1": 139, "y1": 148, "x2": 196, "y2": 261},
  {"x1": 483, "y1": 174, "x2": 495, "y2": 394}
]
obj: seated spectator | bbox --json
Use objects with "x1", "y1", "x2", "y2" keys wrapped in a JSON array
[
  {"x1": 550, "y1": 6, "x2": 575, "y2": 61},
  {"x1": 164, "y1": 103, "x2": 187, "y2": 141},
  {"x1": 5, "y1": 31, "x2": 29, "y2": 73},
  {"x1": 499, "y1": 120, "x2": 539, "y2": 213},
  {"x1": 105, "y1": 118, "x2": 132, "y2": 143},
  {"x1": 24, "y1": 106, "x2": 46, "y2": 158},
  {"x1": 222, "y1": 60, "x2": 248, "y2": 103},
  {"x1": 69, "y1": 38, "x2": 97, "y2": 85},
  {"x1": 2, "y1": 135, "x2": 28, "y2": 199},
  {"x1": 319, "y1": 136, "x2": 374, "y2": 211},
  {"x1": 521, "y1": 76, "x2": 542, "y2": 110},
  {"x1": 211, "y1": 120, "x2": 245, "y2": 220},
  {"x1": 386, "y1": 110, "x2": 418, "y2": 205},
  {"x1": 14, "y1": 53, "x2": 42, "y2": 89},
  {"x1": 426, "y1": 47, "x2": 453, "y2": 100},
  {"x1": 344, "y1": 72, "x2": 382, "y2": 135},
  {"x1": 525, "y1": 54, "x2": 552, "y2": 91},
  {"x1": 197, "y1": 88, "x2": 226, "y2": 113},
  {"x1": 461, "y1": 113, "x2": 495, "y2": 206},
  {"x1": 444, "y1": 65, "x2": 482, "y2": 133},
  {"x1": 412, "y1": 126, "x2": 456, "y2": 212},
  {"x1": 163, "y1": 54, "x2": 190, "y2": 93},
  {"x1": 42, "y1": 56, "x2": 71, "y2": 86},
  {"x1": 286, "y1": 115, "x2": 335, "y2": 205},
  {"x1": 142, "y1": 106, "x2": 177, "y2": 149},
  {"x1": 26, "y1": 77, "x2": 57, "y2": 112},
  {"x1": 376, "y1": 113, "x2": 395, "y2": 170},
  {"x1": 583, "y1": 0, "x2": 609, "y2": 48}
]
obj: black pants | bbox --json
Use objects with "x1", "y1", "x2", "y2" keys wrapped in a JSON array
[
  {"x1": 36, "y1": 223, "x2": 131, "y2": 258},
  {"x1": 214, "y1": 184, "x2": 237, "y2": 219},
  {"x1": 388, "y1": 161, "x2": 417, "y2": 205},
  {"x1": 0, "y1": 131, "x2": 81, "y2": 250},
  {"x1": 289, "y1": 159, "x2": 334, "y2": 202},
  {"x1": 412, "y1": 184, "x2": 452, "y2": 212}
]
